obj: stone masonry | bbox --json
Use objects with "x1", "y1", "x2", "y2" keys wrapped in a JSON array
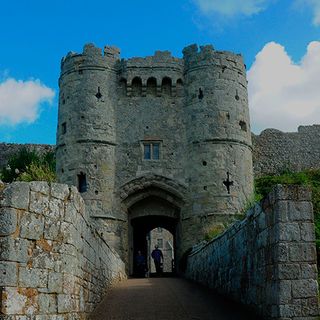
[
  {"x1": 55, "y1": 43, "x2": 254, "y2": 266},
  {"x1": 185, "y1": 185, "x2": 319, "y2": 319},
  {"x1": 0, "y1": 181, "x2": 126, "y2": 319},
  {"x1": 253, "y1": 125, "x2": 320, "y2": 177}
]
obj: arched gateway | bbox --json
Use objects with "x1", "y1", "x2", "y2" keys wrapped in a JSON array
[{"x1": 120, "y1": 174, "x2": 186, "y2": 275}]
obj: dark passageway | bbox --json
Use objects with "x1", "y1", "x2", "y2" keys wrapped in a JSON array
[{"x1": 90, "y1": 277, "x2": 259, "y2": 320}]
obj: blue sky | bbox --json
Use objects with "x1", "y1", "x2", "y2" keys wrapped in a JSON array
[{"x1": 0, "y1": 0, "x2": 319, "y2": 144}]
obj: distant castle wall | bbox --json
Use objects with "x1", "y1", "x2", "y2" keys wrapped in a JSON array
[
  {"x1": 252, "y1": 125, "x2": 320, "y2": 177},
  {"x1": 0, "y1": 182, "x2": 126, "y2": 318},
  {"x1": 185, "y1": 185, "x2": 319, "y2": 319}
]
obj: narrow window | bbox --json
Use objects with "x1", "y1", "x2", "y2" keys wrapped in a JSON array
[
  {"x1": 157, "y1": 239, "x2": 163, "y2": 248},
  {"x1": 153, "y1": 143, "x2": 160, "y2": 160},
  {"x1": 239, "y1": 121, "x2": 247, "y2": 132},
  {"x1": 144, "y1": 144, "x2": 151, "y2": 160},
  {"x1": 77, "y1": 172, "x2": 87, "y2": 193},
  {"x1": 143, "y1": 142, "x2": 161, "y2": 160},
  {"x1": 62, "y1": 122, "x2": 67, "y2": 134}
]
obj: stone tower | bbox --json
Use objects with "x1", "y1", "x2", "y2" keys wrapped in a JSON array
[{"x1": 56, "y1": 43, "x2": 253, "y2": 273}]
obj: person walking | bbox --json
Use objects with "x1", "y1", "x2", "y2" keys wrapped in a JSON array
[{"x1": 151, "y1": 245, "x2": 163, "y2": 276}]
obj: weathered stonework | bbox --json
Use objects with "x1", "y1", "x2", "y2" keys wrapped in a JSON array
[
  {"x1": 185, "y1": 185, "x2": 319, "y2": 319},
  {"x1": 253, "y1": 125, "x2": 320, "y2": 176},
  {"x1": 0, "y1": 182, "x2": 126, "y2": 319},
  {"x1": 55, "y1": 43, "x2": 254, "y2": 267}
]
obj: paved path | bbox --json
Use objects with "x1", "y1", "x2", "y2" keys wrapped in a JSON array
[{"x1": 90, "y1": 277, "x2": 259, "y2": 320}]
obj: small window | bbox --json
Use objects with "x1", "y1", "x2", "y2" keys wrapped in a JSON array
[
  {"x1": 157, "y1": 239, "x2": 163, "y2": 248},
  {"x1": 239, "y1": 120, "x2": 247, "y2": 132},
  {"x1": 77, "y1": 172, "x2": 87, "y2": 193},
  {"x1": 143, "y1": 142, "x2": 160, "y2": 160},
  {"x1": 62, "y1": 122, "x2": 67, "y2": 134}
]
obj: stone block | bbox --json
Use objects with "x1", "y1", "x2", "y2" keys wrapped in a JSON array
[
  {"x1": 279, "y1": 304, "x2": 302, "y2": 317},
  {"x1": 2, "y1": 287, "x2": 38, "y2": 315},
  {"x1": 273, "y1": 185, "x2": 311, "y2": 202},
  {"x1": 20, "y1": 212, "x2": 44, "y2": 240},
  {"x1": 275, "y1": 243, "x2": 289, "y2": 262},
  {"x1": 301, "y1": 297, "x2": 320, "y2": 316},
  {"x1": 277, "y1": 263, "x2": 300, "y2": 280},
  {"x1": 0, "y1": 237, "x2": 29, "y2": 263},
  {"x1": 47, "y1": 198, "x2": 64, "y2": 220},
  {"x1": 30, "y1": 181, "x2": 50, "y2": 194},
  {"x1": 29, "y1": 191, "x2": 49, "y2": 215},
  {"x1": 38, "y1": 293, "x2": 57, "y2": 313},
  {"x1": 44, "y1": 219, "x2": 61, "y2": 240},
  {"x1": 19, "y1": 267, "x2": 48, "y2": 288},
  {"x1": 300, "y1": 223, "x2": 316, "y2": 242},
  {"x1": 278, "y1": 280, "x2": 292, "y2": 304},
  {"x1": 276, "y1": 223, "x2": 300, "y2": 241},
  {"x1": 65, "y1": 202, "x2": 78, "y2": 223},
  {"x1": 0, "y1": 261, "x2": 17, "y2": 286},
  {"x1": 0, "y1": 207, "x2": 18, "y2": 235},
  {"x1": 288, "y1": 201, "x2": 314, "y2": 222},
  {"x1": 0, "y1": 182, "x2": 30, "y2": 210},
  {"x1": 292, "y1": 279, "x2": 318, "y2": 298},
  {"x1": 32, "y1": 250, "x2": 55, "y2": 270},
  {"x1": 51, "y1": 183, "x2": 70, "y2": 200},
  {"x1": 289, "y1": 243, "x2": 317, "y2": 262},
  {"x1": 274, "y1": 201, "x2": 288, "y2": 222},
  {"x1": 48, "y1": 272, "x2": 63, "y2": 293},
  {"x1": 57, "y1": 294, "x2": 76, "y2": 313},
  {"x1": 301, "y1": 264, "x2": 317, "y2": 279}
]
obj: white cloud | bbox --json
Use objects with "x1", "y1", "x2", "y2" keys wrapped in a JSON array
[
  {"x1": 295, "y1": 0, "x2": 320, "y2": 26},
  {"x1": 193, "y1": 0, "x2": 268, "y2": 17},
  {"x1": 248, "y1": 41, "x2": 320, "y2": 133},
  {"x1": 0, "y1": 78, "x2": 55, "y2": 125}
]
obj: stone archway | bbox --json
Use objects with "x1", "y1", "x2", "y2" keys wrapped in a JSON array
[{"x1": 119, "y1": 174, "x2": 186, "y2": 275}]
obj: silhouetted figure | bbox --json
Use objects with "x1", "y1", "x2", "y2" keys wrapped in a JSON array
[
  {"x1": 135, "y1": 250, "x2": 147, "y2": 277},
  {"x1": 151, "y1": 245, "x2": 163, "y2": 276}
]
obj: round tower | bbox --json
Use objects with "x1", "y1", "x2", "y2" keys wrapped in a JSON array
[
  {"x1": 181, "y1": 44, "x2": 253, "y2": 247},
  {"x1": 56, "y1": 43, "x2": 119, "y2": 219}
]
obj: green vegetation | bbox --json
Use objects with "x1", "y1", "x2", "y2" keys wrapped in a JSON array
[
  {"x1": 204, "y1": 223, "x2": 228, "y2": 241},
  {"x1": 0, "y1": 148, "x2": 56, "y2": 183},
  {"x1": 255, "y1": 169, "x2": 320, "y2": 252}
]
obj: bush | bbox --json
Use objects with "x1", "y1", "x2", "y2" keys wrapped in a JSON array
[{"x1": 1, "y1": 148, "x2": 56, "y2": 183}]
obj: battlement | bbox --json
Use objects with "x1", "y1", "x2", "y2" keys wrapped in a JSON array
[{"x1": 182, "y1": 43, "x2": 245, "y2": 72}]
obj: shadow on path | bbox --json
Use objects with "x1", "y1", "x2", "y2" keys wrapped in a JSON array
[{"x1": 90, "y1": 277, "x2": 260, "y2": 320}]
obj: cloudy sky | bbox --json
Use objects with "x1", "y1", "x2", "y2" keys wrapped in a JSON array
[{"x1": 0, "y1": 0, "x2": 319, "y2": 143}]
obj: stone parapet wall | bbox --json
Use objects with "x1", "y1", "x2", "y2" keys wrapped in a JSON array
[
  {"x1": 0, "y1": 182, "x2": 126, "y2": 319},
  {"x1": 185, "y1": 185, "x2": 319, "y2": 319}
]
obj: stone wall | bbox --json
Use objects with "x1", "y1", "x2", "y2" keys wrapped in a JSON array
[
  {"x1": 0, "y1": 143, "x2": 54, "y2": 169},
  {"x1": 185, "y1": 185, "x2": 319, "y2": 319},
  {"x1": 0, "y1": 182, "x2": 126, "y2": 319},
  {"x1": 252, "y1": 125, "x2": 320, "y2": 177}
]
